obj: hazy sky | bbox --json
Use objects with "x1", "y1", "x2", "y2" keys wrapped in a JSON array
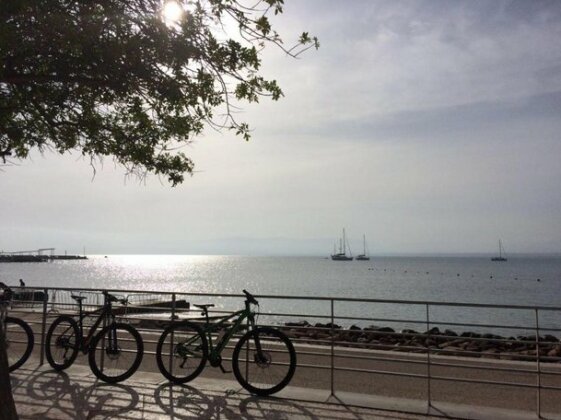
[{"x1": 1, "y1": 0, "x2": 561, "y2": 256}]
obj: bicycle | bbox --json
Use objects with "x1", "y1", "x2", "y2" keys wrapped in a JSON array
[
  {"x1": 45, "y1": 290, "x2": 143, "y2": 383},
  {"x1": 155, "y1": 290, "x2": 296, "y2": 396},
  {"x1": 0, "y1": 282, "x2": 34, "y2": 372}
]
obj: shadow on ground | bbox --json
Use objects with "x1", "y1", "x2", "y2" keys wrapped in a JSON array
[{"x1": 11, "y1": 363, "x2": 421, "y2": 419}]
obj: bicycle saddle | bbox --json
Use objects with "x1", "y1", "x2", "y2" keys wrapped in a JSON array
[
  {"x1": 193, "y1": 304, "x2": 214, "y2": 310},
  {"x1": 71, "y1": 295, "x2": 87, "y2": 302}
]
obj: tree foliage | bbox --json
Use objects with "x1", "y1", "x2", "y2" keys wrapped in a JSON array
[{"x1": 0, "y1": 0, "x2": 318, "y2": 184}]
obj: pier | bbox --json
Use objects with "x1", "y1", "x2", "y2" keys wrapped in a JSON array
[{"x1": 0, "y1": 248, "x2": 87, "y2": 262}]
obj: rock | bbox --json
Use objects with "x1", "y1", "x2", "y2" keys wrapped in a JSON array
[
  {"x1": 316, "y1": 333, "x2": 331, "y2": 341},
  {"x1": 544, "y1": 334, "x2": 559, "y2": 343},
  {"x1": 461, "y1": 331, "x2": 481, "y2": 339},
  {"x1": 548, "y1": 345, "x2": 561, "y2": 358},
  {"x1": 401, "y1": 329, "x2": 418, "y2": 335},
  {"x1": 424, "y1": 338, "x2": 437, "y2": 347},
  {"x1": 438, "y1": 339, "x2": 465, "y2": 349},
  {"x1": 441, "y1": 346, "x2": 464, "y2": 357},
  {"x1": 284, "y1": 329, "x2": 299, "y2": 339},
  {"x1": 464, "y1": 341, "x2": 481, "y2": 352},
  {"x1": 377, "y1": 326, "x2": 395, "y2": 333},
  {"x1": 482, "y1": 333, "x2": 504, "y2": 341},
  {"x1": 349, "y1": 324, "x2": 362, "y2": 331},
  {"x1": 285, "y1": 320, "x2": 310, "y2": 328},
  {"x1": 364, "y1": 325, "x2": 383, "y2": 331},
  {"x1": 444, "y1": 329, "x2": 458, "y2": 337},
  {"x1": 517, "y1": 335, "x2": 541, "y2": 343},
  {"x1": 425, "y1": 327, "x2": 441, "y2": 335},
  {"x1": 481, "y1": 349, "x2": 500, "y2": 359}
]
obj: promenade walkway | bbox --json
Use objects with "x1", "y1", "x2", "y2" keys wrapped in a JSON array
[{"x1": 11, "y1": 360, "x2": 436, "y2": 420}]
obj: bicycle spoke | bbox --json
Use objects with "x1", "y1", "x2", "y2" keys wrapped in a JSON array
[
  {"x1": 46, "y1": 317, "x2": 79, "y2": 370},
  {"x1": 156, "y1": 322, "x2": 207, "y2": 383},
  {"x1": 89, "y1": 323, "x2": 143, "y2": 383},
  {"x1": 233, "y1": 327, "x2": 296, "y2": 395}
]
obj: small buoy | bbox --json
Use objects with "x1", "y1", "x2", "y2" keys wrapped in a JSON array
[
  {"x1": 490, "y1": 275, "x2": 493, "y2": 279},
  {"x1": 426, "y1": 272, "x2": 429, "y2": 274},
  {"x1": 537, "y1": 278, "x2": 541, "y2": 282},
  {"x1": 514, "y1": 277, "x2": 518, "y2": 280},
  {"x1": 457, "y1": 273, "x2": 460, "y2": 276}
]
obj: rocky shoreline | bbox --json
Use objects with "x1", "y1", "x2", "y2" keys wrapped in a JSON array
[{"x1": 280, "y1": 320, "x2": 561, "y2": 363}]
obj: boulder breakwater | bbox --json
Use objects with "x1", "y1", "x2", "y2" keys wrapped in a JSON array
[{"x1": 281, "y1": 320, "x2": 561, "y2": 362}]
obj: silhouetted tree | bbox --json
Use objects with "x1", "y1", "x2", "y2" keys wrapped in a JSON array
[{"x1": 0, "y1": 0, "x2": 318, "y2": 184}]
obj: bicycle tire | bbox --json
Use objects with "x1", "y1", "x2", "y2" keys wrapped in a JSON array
[
  {"x1": 88, "y1": 322, "x2": 143, "y2": 383},
  {"x1": 156, "y1": 321, "x2": 208, "y2": 384},
  {"x1": 232, "y1": 326, "x2": 296, "y2": 396},
  {"x1": 5, "y1": 316, "x2": 34, "y2": 372},
  {"x1": 45, "y1": 315, "x2": 79, "y2": 371}
]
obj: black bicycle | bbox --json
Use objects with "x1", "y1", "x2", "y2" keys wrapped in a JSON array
[
  {"x1": 1, "y1": 282, "x2": 34, "y2": 372},
  {"x1": 156, "y1": 290, "x2": 296, "y2": 396},
  {"x1": 45, "y1": 290, "x2": 143, "y2": 383}
]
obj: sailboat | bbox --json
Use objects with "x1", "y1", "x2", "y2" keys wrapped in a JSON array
[
  {"x1": 491, "y1": 240, "x2": 507, "y2": 262},
  {"x1": 356, "y1": 235, "x2": 370, "y2": 261},
  {"x1": 331, "y1": 229, "x2": 353, "y2": 261}
]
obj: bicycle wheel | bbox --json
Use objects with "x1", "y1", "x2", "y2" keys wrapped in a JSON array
[
  {"x1": 88, "y1": 322, "x2": 143, "y2": 383},
  {"x1": 232, "y1": 326, "x2": 296, "y2": 396},
  {"x1": 5, "y1": 317, "x2": 34, "y2": 372},
  {"x1": 45, "y1": 315, "x2": 79, "y2": 371},
  {"x1": 156, "y1": 321, "x2": 208, "y2": 384}
]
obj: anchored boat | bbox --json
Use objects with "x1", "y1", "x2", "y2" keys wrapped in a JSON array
[
  {"x1": 356, "y1": 234, "x2": 370, "y2": 261},
  {"x1": 491, "y1": 240, "x2": 507, "y2": 262},
  {"x1": 331, "y1": 228, "x2": 353, "y2": 261}
]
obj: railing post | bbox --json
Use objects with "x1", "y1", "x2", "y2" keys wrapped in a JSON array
[
  {"x1": 535, "y1": 308, "x2": 541, "y2": 419},
  {"x1": 168, "y1": 293, "x2": 176, "y2": 375},
  {"x1": 100, "y1": 293, "x2": 107, "y2": 373},
  {"x1": 330, "y1": 298, "x2": 335, "y2": 397},
  {"x1": 39, "y1": 288, "x2": 49, "y2": 365},
  {"x1": 426, "y1": 304, "x2": 431, "y2": 409}
]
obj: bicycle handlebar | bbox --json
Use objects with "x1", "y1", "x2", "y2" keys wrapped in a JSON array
[
  {"x1": 243, "y1": 289, "x2": 258, "y2": 305},
  {"x1": 103, "y1": 290, "x2": 128, "y2": 306}
]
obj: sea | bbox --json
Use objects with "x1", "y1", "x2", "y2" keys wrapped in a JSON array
[{"x1": 2, "y1": 255, "x2": 561, "y2": 336}]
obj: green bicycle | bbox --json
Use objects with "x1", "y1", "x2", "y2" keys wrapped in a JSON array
[{"x1": 155, "y1": 290, "x2": 296, "y2": 396}]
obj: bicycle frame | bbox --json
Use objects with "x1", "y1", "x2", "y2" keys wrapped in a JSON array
[
  {"x1": 70, "y1": 297, "x2": 116, "y2": 353},
  {"x1": 198, "y1": 301, "x2": 256, "y2": 363}
]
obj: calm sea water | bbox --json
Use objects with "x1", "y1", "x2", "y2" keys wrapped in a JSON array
[{"x1": 2, "y1": 255, "x2": 561, "y2": 334}]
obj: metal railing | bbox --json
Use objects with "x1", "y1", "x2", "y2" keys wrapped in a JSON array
[{"x1": 7, "y1": 285, "x2": 561, "y2": 418}]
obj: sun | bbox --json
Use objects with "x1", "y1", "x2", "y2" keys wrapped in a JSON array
[{"x1": 162, "y1": 1, "x2": 184, "y2": 23}]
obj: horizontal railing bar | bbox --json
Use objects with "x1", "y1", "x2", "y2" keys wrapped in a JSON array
[{"x1": 10, "y1": 285, "x2": 561, "y2": 312}]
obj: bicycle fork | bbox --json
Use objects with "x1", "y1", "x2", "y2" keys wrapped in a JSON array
[{"x1": 106, "y1": 325, "x2": 119, "y2": 356}]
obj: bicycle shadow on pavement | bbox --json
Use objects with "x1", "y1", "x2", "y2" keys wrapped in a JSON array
[
  {"x1": 154, "y1": 382, "x2": 321, "y2": 420},
  {"x1": 13, "y1": 368, "x2": 140, "y2": 419}
]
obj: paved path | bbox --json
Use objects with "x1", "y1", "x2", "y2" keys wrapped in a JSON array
[{"x1": 11, "y1": 361, "x2": 438, "y2": 420}]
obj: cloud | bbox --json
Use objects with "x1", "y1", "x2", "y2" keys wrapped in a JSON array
[{"x1": 1, "y1": 1, "x2": 560, "y2": 255}]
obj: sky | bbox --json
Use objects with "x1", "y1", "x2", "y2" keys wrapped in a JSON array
[{"x1": 1, "y1": 0, "x2": 561, "y2": 256}]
